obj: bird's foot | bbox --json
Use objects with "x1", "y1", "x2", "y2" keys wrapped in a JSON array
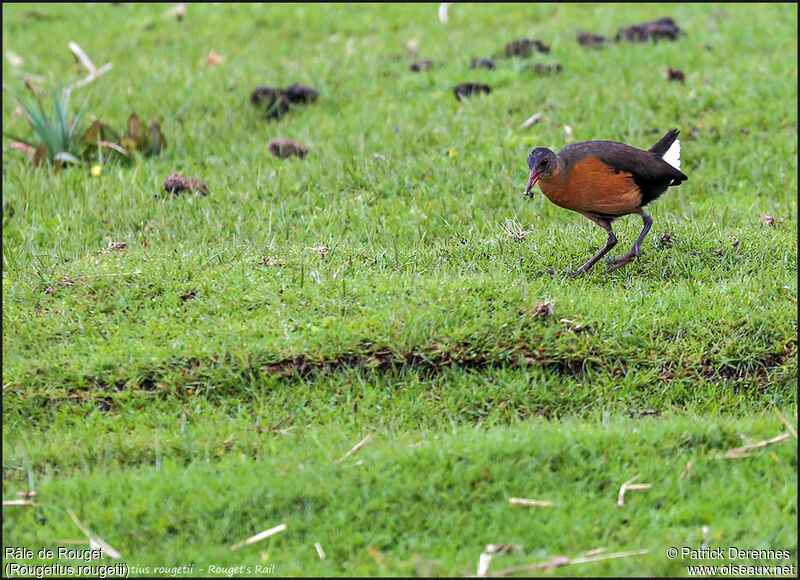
[
  {"x1": 563, "y1": 267, "x2": 590, "y2": 277},
  {"x1": 603, "y1": 254, "x2": 637, "y2": 273},
  {"x1": 605, "y1": 248, "x2": 642, "y2": 266}
]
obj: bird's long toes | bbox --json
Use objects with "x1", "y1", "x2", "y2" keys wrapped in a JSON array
[{"x1": 603, "y1": 258, "x2": 632, "y2": 274}]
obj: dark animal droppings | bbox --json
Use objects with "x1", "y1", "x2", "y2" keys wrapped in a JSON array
[
  {"x1": 268, "y1": 138, "x2": 308, "y2": 159},
  {"x1": 163, "y1": 173, "x2": 209, "y2": 196},
  {"x1": 453, "y1": 82, "x2": 491, "y2": 101},
  {"x1": 505, "y1": 38, "x2": 550, "y2": 58},
  {"x1": 250, "y1": 86, "x2": 290, "y2": 119},
  {"x1": 524, "y1": 63, "x2": 563, "y2": 76},
  {"x1": 283, "y1": 84, "x2": 319, "y2": 104},
  {"x1": 470, "y1": 58, "x2": 495, "y2": 70},
  {"x1": 615, "y1": 17, "x2": 683, "y2": 42},
  {"x1": 667, "y1": 67, "x2": 685, "y2": 83},
  {"x1": 577, "y1": 31, "x2": 607, "y2": 47},
  {"x1": 409, "y1": 60, "x2": 433, "y2": 72}
]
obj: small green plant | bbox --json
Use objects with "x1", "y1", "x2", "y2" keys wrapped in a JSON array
[
  {"x1": 7, "y1": 87, "x2": 167, "y2": 169},
  {"x1": 11, "y1": 88, "x2": 85, "y2": 167}
]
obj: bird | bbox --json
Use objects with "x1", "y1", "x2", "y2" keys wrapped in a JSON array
[{"x1": 524, "y1": 129, "x2": 687, "y2": 275}]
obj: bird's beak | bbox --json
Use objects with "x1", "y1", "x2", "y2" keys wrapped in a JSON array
[{"x1": 524, "y1": 170, "x2": 541, "y2": 197}]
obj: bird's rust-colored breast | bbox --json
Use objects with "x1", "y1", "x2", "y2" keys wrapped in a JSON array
[{"x1": 540, "y1": 155, "x2": 643, "y2": 216}]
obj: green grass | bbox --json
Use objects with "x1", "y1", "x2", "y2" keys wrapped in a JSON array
[{"x1": 3, "y1": 3, "x2": 797, "y2": 577}]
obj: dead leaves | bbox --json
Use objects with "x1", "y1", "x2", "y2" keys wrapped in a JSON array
[
  {"x1": 79, "y1": 113, "x2": 166, "y2": 162},
  {"x1": 120, "y1": 113, "x2": 167, "y2": 157}
]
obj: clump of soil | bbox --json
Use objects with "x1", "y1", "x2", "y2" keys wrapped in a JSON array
[
  {"x1": 577, "y1": 31, "x2": 607, "y2": 48},
  {"x1": 268, "y1": 138, "x2": 308, "y2": 159},
  {"x1": 283, "y1": 84, "x2": 319, "y2": 104},
  {"x1": 163, "y1": 173, "x2": 209, "y2": 195},
  {"x1": 470, "y1": 58, "x2": 495, "y2": 70},
  {"x1": 615, "y1": 17, "x2": 683, "y2": 42},
  {"x1": 453, "y1": 82, "x2": 491, "y2": 101},
  {"x1": 250, "y1": 86, "x2": 290, "y2": 119},
  {"x1": 667, "y1": 67, "x2": 685, "y2": 83},
  {"x1": 523, "y1": 63, "x2": 562, "y2": 75},
  {"x1": 504, "y1": 38, "x2": 549, "y2": 58},
  {"x1": 409, "y1": 60, "x2": 433, "y2": 72}
]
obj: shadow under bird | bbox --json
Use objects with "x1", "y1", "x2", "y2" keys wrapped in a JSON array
[{"x1": 524, "y1": 129, "x2": 687, "y2": 275}]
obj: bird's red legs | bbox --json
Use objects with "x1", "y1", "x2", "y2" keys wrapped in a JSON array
[
  {"x1": 568, "y1": 215, "x2": 617, "y2": 276},
  {"x1": 604, "y1": 209, "x2": 653, "y2": 273}
]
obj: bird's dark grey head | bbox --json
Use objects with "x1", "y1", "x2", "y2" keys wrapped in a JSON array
[{"x1": 525, "y1": 147, "x2": 557, "y2": 197}]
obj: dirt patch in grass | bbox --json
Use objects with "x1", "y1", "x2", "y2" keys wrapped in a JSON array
[{"x1": 41, "y1": 343, "x2": 793, "y2": 411}]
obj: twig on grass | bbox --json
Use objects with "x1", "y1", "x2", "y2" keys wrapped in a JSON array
[
  {"x1": 488, "y1": 549, "x2": 650, "y2": 577},
  {"x1": 617, "y1": 473, "x2": 652, "y2": 507},
  {"x1": 773, "y1": 408, "x2": 797, "y2": 439},
  {"x1": 230, "y1": 523, "x2": 287, "y2": 551},
  {"x1": 67, "y1": 508, "x2": 121, "y2": 559},
  {"x1": 335, "y1": 433, "x2": 372, "y2": 463},
  {"x1": 722, "y1": 433, "x2": 791, "y2": 458},
  {"x1": 518, "y1": 112, "x2": 543, "y2": 129},
  {"x1": 509, "y1": 497, "x2": 558, "y2": 508},
  {"x1": 3, "y1": 499, "x2": 39, "y2": 506}
]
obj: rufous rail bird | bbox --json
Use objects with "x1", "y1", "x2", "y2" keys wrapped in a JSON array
[{"x1": 525, "y1": 129, "x2": 687, "y2": 275}]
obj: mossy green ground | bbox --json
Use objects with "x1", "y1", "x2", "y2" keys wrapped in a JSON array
[{"x1": 2, "y1": 3, "x2": 797, "y2": 577}]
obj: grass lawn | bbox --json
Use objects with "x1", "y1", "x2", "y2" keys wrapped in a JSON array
[{"x1": 2, "y1": 3, "x2": 797, "y2": 577}]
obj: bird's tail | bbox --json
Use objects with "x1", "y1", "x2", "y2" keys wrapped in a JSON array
[{"x1": 649, "y1": 129, "x2": 681, "y2": 171}]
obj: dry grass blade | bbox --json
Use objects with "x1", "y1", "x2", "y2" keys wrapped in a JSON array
[
  {"x1": 617, "y1": 473, "x2": 651, "y2": 507},
  {"x1": 680, "y1": 460, "x2": 693, "y2": 480},
  {"x1": 3, "y1": 499, "x2": 39, "y2": 506},
  {"x1": 488, "y1": 549, "x2": 649, "y2": 577},
  {"x1": 315, "y1": 541, "x2": 326, "y2": 560},
  {"x1": 773, "y1": 408, "x2": 797, "y2": 439},
  {"x1": 722, "y1": 432, "x2": 791, "y2": 458},
  {"x1": 501, "y1": 219, "x2": 532, "y2": 242},
  {"x1": 509, "y1": 497, "x2": 558, "y2": 507},
  {"x1": 230, "y1": 523, "x2": 287, "y2": 550},
  {"x1": 335, "y1": 433, "x2": 373, "y2": 463},
  {"x1": 66, "y1": 508, "x2": 122, "y2": 559}
]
